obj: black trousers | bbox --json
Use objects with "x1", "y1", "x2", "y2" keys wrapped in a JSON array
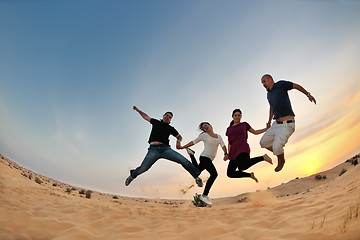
[
  {"x1": 227, "y1": 152, "x2": 264, "y2": 178},
  {"x1": 190, "y1": 155, "x2": 218, "y2": 196}
]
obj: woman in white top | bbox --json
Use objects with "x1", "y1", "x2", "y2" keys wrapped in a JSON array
[{"x1": 178, "y1": 122, "x2": 228, "y2": 205}]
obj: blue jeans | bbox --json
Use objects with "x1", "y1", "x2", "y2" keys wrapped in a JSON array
[{"x1": 131, "y1": 145, "x2": 200, "y2": 179}]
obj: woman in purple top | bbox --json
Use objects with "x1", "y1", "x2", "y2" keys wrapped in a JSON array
[{"x1": 225, "y1": 109, "x2": 273, "y2": 182}]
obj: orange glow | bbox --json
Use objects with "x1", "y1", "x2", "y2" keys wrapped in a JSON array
[{"x1": 286, "y1": 89, "x2": 360, "y2": 175}]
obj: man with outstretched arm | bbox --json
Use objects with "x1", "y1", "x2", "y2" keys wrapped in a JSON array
[
  {"x1": 125, "y1": 106, "x2": 203, "y2": 187},
  {"x1": 260, "y1": 74, "x2": 316, "y2": 172}
]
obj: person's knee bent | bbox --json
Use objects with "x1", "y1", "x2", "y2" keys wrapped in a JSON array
[
  {"x1": 227, "y1": 170, "x2": 235, "y2": 178},
  {"x1": 272, "y1": 143, "x2": 284, "y2": 156},
  {"x1": 208, "y1": 165, "x2": 218, "y2": 179},
  {"x1": 259, "y1": 137, "x2": 266, "y2": 148},
  {"x1": 260, "y1": 136, "x2": 272, "y2": 149},
  {"x1": 273, "y1": 134, "x2": 289, "y2": 156},
  {"x1": 211, "y1": 171, "x2": 218, "y2": 180},
  {"x1": 227, "y1": 169, "x2": 231, "y2": 178}
]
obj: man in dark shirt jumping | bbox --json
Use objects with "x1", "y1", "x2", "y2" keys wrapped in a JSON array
[
  {"x1": 260, "y1": 74, "x2": 316, "y2": 172},
  {"x1": 125, "y1": 106, "x2": 203, "y2": 187}
]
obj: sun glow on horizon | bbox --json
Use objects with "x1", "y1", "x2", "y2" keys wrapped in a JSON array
[{"x1": 285, "y1": 89, "x2": 360, "y2": 177}]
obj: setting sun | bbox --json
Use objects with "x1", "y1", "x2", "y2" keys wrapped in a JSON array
[{"x1": 305, "y1": 162, "x2": 318, "y2": 174}]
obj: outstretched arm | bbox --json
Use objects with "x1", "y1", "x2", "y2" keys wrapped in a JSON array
[
  {"x1": 133, "y1": 106, "x2": 151, "y2": 122},
  {"x1": 293, "y1": 83, "x2": 317, "y2": 104},
  {"x1": 177, "y1": 141, "x2": 195, "y2": 150},
  {"x1": 248, "y1": 126, "x2": 268, "y2": 135}
]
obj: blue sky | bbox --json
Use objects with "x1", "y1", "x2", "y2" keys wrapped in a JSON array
[{"x1": 1, "y1": 0, "x2": 359, "y2": 199}]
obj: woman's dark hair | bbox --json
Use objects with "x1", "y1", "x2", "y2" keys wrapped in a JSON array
[
  {"x1": 199, "y1": 122, "x2": 211, "y2": 132},
  {"x1": 229, "y1": 109, "x2": 242, "y2": 126}
]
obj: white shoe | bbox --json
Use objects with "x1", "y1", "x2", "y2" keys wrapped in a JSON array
[
  {"x1": 186, "y1": 148, "x2": 195, "y2": 155},
  {"x1": 200, "y1": 195, "x2": 212, "y2": 205}
]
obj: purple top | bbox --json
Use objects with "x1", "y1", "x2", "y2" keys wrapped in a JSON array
[{"x1": 225, "y1": 122, "x2": 251, "y2": 160}]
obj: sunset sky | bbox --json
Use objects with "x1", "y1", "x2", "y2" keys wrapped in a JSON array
[{"x1": 1, "y1": 0, "x2": 359, "y2": 199}]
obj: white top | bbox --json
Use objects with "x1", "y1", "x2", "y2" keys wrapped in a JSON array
[{"x1": 192, "y1": 132, "x2": 225, "y2": 161}]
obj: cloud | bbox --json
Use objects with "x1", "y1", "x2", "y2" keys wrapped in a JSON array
[{"x1": 284, "y1": 89, "x2": 360, "y2": 174}]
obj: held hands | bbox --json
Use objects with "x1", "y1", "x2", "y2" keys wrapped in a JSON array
[
  {"x1": 223, "y1": 152, "x2": 229, "y2": 161},
  {"x1": 176, "y1": 144, "x2": 184, "y2": 150},
  {"x1": 176, "y1": 140, "x2": 182, "y2": 150}
]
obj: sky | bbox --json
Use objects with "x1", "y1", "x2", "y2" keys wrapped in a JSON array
[{"x1": 0, "y1": 0, "x2": 359, "y2": 199}]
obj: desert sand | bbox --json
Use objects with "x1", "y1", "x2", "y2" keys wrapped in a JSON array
[{"x1": 0, "y1": 154, "x2": 359, "y2": 240}]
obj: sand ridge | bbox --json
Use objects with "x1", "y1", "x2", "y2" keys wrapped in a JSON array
[{"x1": 0, "y1": 154, "x2": 359, "y2": 240}]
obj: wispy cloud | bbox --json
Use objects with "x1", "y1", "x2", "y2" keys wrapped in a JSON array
[{"x1": 286, "y1": 89, "x2": 360, "y2": 171}]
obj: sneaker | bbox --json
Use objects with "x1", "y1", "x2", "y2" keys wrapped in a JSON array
[
  {"x1": 186, "y1": 148, "x2": 195, "y2": 155},
  {"x1": 195, "y1": 177, "x2": 203, "y2": 187},
  {"x1": 125, "y1": 175, "x2": 134, "y2": 186},
  {"x1": 200, "y1": 195, "x2": 212, "y2": 205}
]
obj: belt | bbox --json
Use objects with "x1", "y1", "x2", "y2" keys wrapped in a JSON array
[
  {"x1": 149, "y1": 144, "x2": 168, "y2": 147},
  {"x1": 276, "y1": 120, "x2": 295, "y2": 124}
]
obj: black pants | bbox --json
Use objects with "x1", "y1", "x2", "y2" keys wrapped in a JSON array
[
  {"x1": 227, "y1": 152, "x2": 264, "y2": 178},
  {"x1": 190, "y1": 155, "x2": 218, "y2": 196}
]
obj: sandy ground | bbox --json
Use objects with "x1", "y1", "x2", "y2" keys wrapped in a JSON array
[{"x1": 0, "y1": 154, "x2": 359, "y2": 240}]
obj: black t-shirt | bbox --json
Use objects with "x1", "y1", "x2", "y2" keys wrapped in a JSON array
[{"x1": 148, "y1": 118, "x2": 179, "y2": 146}]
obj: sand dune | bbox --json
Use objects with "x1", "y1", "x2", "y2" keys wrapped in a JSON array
[{"x1": 0, "y1": 154, "x2": 359, "y2": 240}]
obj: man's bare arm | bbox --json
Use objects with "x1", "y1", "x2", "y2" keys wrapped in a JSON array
[
  {"x1": 293, "y1": 83, "x2": 317, "y2": 104},
  {"x1": 133, "y1": 106, "x2": 151, "y2": 122}
]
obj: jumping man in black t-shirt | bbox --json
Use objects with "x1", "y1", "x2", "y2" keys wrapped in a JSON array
[{"x1": 125, "y1": 106, "x2": 203, "y2": 187}]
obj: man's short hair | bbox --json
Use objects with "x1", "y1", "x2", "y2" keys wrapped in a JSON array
[{"x1": 262, "y1": 74, "x2": 273, "y2": 79}]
